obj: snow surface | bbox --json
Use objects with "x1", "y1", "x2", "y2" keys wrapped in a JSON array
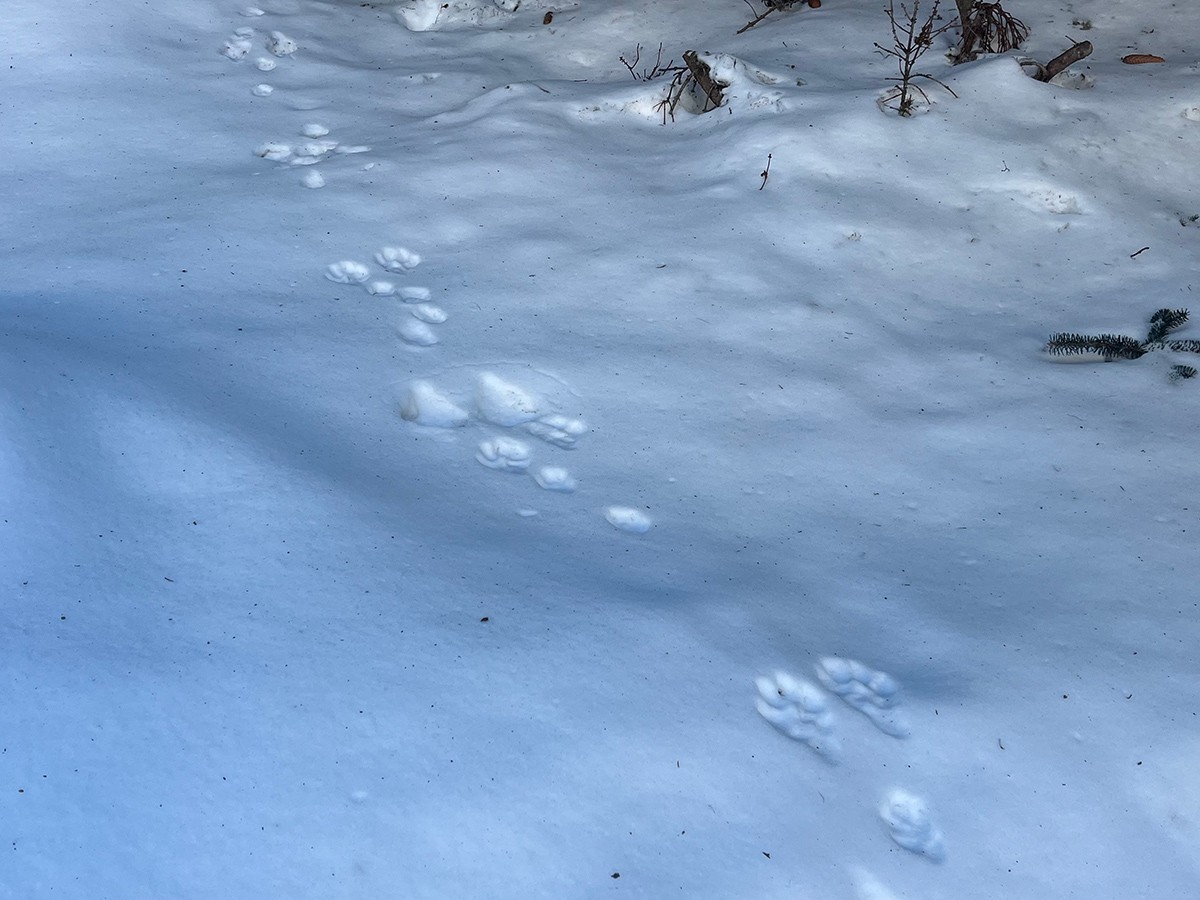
[{"x1": 3, "y1": 0, "x2": 1199, "y2": 896}]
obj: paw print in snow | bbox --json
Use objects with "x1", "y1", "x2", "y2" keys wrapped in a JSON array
[
  {"x1": 755, "y1": 671, "x2": 841, "y2": 762},
  {"x1": 375, "y1": 246, "x2": 422, "y2": 273},
  {"x1": 879, "y1": 789, "x2": 944, "y2": 861},
  {"x1": 815, "y1": 657, "x2": 910, "y2": 738}
]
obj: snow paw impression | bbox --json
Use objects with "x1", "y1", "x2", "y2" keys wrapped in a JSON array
[{"x1": 756, "y1": 657, "x2": 943, "y2": 862}]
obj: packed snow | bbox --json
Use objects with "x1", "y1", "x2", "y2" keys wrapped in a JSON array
[{"x1": 3, "y1": 0, "x2": 1198, "y2": 896}]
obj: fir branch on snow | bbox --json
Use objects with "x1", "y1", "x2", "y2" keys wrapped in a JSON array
[
  {"x1": 1146, "y1": 308, "x2": 1189, "y2": 344},
  {"x1": 1043, "y1": 333, "x2": 1146, "y2": 361},
  {"x1": 1046, "y1": 308, "x2": 1200, "y2": 382},
  {"x1": 1166, "y1": 339, "x2": 1200, "y2": 354}
]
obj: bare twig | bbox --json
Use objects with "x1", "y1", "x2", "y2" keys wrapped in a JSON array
[
  {"x1": 620, "y1": 43, "x2": 683, "y2": 81},
  {"x1": 759, "y1": 153, "x2": 773, "y2": 190},
  {"x1": 737, "y1": 0, "x2": 805, "y2": 35},
  {"x1": 654, "y1": 69, "x2": 694, "y2": 124}
]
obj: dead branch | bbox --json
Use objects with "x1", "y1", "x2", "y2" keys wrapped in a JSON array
[
  {"x1": 737, "y1": 0, "x2": 805, "y2": 35},
  {"x1": 683, "y1": 51, "x2": 725, "y2": 111},
  {"x1": 1028, "y1": 40, "x2": 1093, "y2": 82}
]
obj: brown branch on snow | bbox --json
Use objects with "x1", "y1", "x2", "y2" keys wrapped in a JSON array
[
  {"x1": 1027, "y1": 40, "x2": 1093, "y2": 82},
  {"x1": 736, "y1": 0, "x2": 810, "y2": 36},
  {"x1": 683, "y1": 51, "x2": 725, "y2": 111}
]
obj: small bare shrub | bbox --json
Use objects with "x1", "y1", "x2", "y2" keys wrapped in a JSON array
[{"x1": 875, "y1": 0, "x2": 956, "y2": 117}]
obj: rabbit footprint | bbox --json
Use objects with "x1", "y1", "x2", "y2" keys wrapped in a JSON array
[{"x1": 755, "y1": 671, "x2": 841, "y2": 762}]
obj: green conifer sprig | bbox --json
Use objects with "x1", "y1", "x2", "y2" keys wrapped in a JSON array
[
  {"x1": 1146, "y1": 308, "x2": 1189, "y2": 344},
  {"x1": 1045, "y1": 308, "x2": 1199, "y2": 382},
  {"x1": 1044, "y1": 332, "x2": 1146, "y2": 360},
  {"x1": 1166, "y1": 339, "x2": 1200, "y2": 354}
]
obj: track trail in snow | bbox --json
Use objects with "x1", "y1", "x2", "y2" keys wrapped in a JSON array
[
  {"x1": 213, "y1": 5, "x2": 938, "y2": 885},
  {"x1": 757, "y1": 658, "x2": 944, "y2": 864},
  {"x1": 218, "y1": 2, "x2": 651, "y2": 535}
]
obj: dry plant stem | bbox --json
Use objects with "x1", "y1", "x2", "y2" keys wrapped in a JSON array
[
  {"x1": 620, "y1": 43, "x2": 682, "y2": 81},
  {"x1": 737, "y1": 0, "x2": 804, "y2": 34},
  {"x1": 654, "y1": 69, "x2": 693, "y2": 123},
  {"x1": 737, "y1": 7, "x2": 777, "y2": 34}
]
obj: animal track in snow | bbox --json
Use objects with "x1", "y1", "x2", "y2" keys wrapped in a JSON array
[
  {"x1": 255, "y1": 141, "x2": 293, "y2": 161},
  {"x1": 755, "y1": 671, "x2": 841, "y2": 762},
  {"x1": 476, "y1": 436, "x2": 531, "y2": 472},
  {"x1": 475, "y1": 372, "x2": 540, "y2": 426},
  {"x1": 222, "y1": 36, "x2": 253, "y2": 60},
  {"x1": 255, "y1": 57, "x2": 276, "y2": 72},
  {"x1": 252, "y1": 83, "x2": 274, "y2": 97},
  {"x1": 255, "y1": 127, "x2": 369, "y2": 187},
  {"x1": 398, "y1": 318, "x2": 439, "y2": 346},
  {"x1": 1024, "y1": 188, "x2": 1081, "y2": 215},
  {"x1": 399, "y1": 286, "x2": 432, "y2": 302},
  {"x1": 410, "y1": 303, "x2": 447, "y2": 324},
  {"x1": 367, "y1": 280, "x2": 396, "y2": 296},
  {"x1": 325, "y1": 261, "x2": 371, "y2": 284},
  {"x1": 266, "y1": 31, "x2": 298, "y2": 57},
  {"x1": 375, "y1": 246, "x2": 422, "y2": 273},
  {"x1": 532, "y1": 466, "x2": 576, "y2": 492},
  {"x1": 815, "y1": 657, "x2": 910, "y2": 738},
  {"x1": 294, "y1": 139, "x2": 339, "y2": 162},
  {"x1": 604, "y1": 506, "x2": 652, "y2": 534},
  {"x1": 879, "y1": 789, "x2": 944, "y2": 861},
  {"x1": 401, "y1": 382, "x2": 468, "y2": 427},
  {"x1": 526, "y1": 414, "x2": 586, "y2": 449},
  {"x1": 240, "y1": 6, "x2": 265, "y2": 15}
]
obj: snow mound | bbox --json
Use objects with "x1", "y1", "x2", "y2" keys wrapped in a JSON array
[{"x1": 396, "y1": 0, "x2": 572, "y2": 32}]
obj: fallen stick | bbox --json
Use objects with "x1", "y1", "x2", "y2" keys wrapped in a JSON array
[{"x1": 1031, "y1": 40, "x2": 1093, "y2": 82}]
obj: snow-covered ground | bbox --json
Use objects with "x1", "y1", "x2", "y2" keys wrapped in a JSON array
[{"x1": 3, "y1": 0, "x2": 1199, "y2": 896}]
